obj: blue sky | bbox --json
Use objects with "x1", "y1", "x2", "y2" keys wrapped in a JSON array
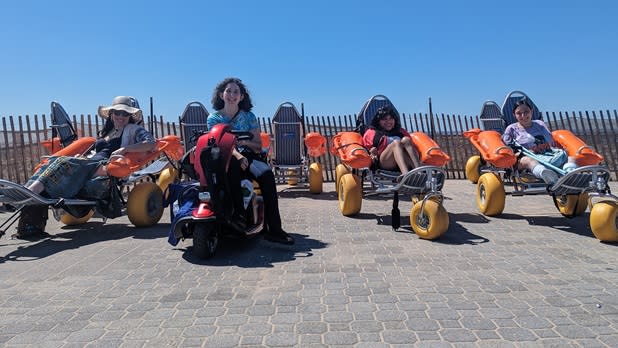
[{"x1": 1, "y1": 0, "x2": 616, "y2": 122}]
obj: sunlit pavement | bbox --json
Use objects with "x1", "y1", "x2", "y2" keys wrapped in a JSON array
[{"x1": 0, "y1": 180, "x2": 617, "y2": 347}]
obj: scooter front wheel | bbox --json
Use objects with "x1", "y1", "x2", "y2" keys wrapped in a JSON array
[{"x1": 193, "y1": 223, "x2": 219, "y2": 259}]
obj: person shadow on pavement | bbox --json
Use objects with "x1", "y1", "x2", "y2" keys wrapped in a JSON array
[
  {"x1": 179, "y1": 233, "x2": 328, "y2": 267},
  {"x1": 0, "y1": 221, "x2": 168, "y2": 264}
]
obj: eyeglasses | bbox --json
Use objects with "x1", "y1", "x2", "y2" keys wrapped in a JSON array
[{"x1": 111, "y1": 109, "x2": 131, "y2": 117}]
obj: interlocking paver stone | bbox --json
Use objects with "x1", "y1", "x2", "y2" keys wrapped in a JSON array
[{"x1": 0, "y1": 180, "x2": 617, "y2": 346}]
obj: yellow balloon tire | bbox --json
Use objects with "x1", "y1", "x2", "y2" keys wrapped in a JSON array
[
  {"x1": 335, "y1": 163, "x2": 351, "y2": 195},
  {"x1": 338, "y1": 173, "x2": 362, "y2": 216},
  {"x1": 476, "y1": 173, "x2": 505, "y2": 216},
  {"x1": 589, "y1": 201, "x2": 618, "y2": 242},
  {"x1": 287, "y1": 169, "x2": 298, "y2": 186},
  {"x1": 127, "y1": 182, "x2": 164, "y2": 227},
  {"x1": 308, "y1": 162, "x2": 323, "y2": 194},
  {"x1": 553, "y1": 193, "x2": 588, "y2": 218},
  {"x1": 157, "y1": 167, "x2": 178, "y2": 197},
  {"x1": 465, "y1": 155, "x2": 481, "y2": 184},
  {"x1": 60, "y1": 209, "x2": 95, "y2": 226},
  {"x1": 410, "y1": 200, "x2": 449, "y2": 240}
]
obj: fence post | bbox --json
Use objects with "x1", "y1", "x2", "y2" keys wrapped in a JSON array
[{"x1": 429, "y1": 97, "x2": 435, "y2": 139}]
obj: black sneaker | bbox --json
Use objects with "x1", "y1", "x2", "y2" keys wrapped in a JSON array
[{"x1": 264, "y1": 230, "x2": 295, "y2": 245}]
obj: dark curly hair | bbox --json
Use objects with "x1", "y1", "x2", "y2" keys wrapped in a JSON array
[
  {"x1": 211, "y1": 77, "x2": 254, "y2": 111},
  {"x1": 370, "y1": 106, "x2": 401, "y2": 133}
]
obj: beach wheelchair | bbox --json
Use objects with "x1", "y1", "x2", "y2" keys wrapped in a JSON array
[
  {"x1": 464, "y1": 90, "x2": 617, "y2": 242},
  {"x1": 269, "y1": 102, "x2": 326, "y2": 193},
  {"x1": 330, "y1": 95, "x2": 451, "y2": 239},
  {"x1": 0, "y1": 134, "x2": 183, "y2": 237}
]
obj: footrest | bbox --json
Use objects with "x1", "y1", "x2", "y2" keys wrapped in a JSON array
[
  {"x1": 128, "y1": 158, "x2": 170, "y2": 182},
  {"x1": 549, "y1": 165, "x2": 610, "y2": 196},
  {"x1": 373, "y1": 166, "x2": 445, "y2": 195},
  {"x1": 0, "y1": 179, "x2": 95, "y2": 207}
]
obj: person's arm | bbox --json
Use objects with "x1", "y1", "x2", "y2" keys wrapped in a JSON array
[
  {"x1": 238, "y1": 128, "x2": 262, "y2": 154},
  {"x1": 363, "y1": 130, "x2": 375, "y2": 152},
  {"x1": 536, "y1": 120, "x2": 557, "y2": 147},
  {"x1": 363, "y1": 129, "x2": 379, "y2": 163},
  {"x1": 401, "y1": 128, "x2": 412, "y2": 140},
  {"x1": 502, "y1": 125, "x2": 514, "y2": 145},
  {"x1": 112, "y1": 127, "x2": 156, "y2": 156},
  {"x1": 236, "y1": 112, "x2": 262, "y2": 153}
]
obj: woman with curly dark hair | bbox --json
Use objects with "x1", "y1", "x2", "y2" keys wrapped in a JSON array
[{"x1": 206, "y1": 77, "x2": 294, "y2": 245}]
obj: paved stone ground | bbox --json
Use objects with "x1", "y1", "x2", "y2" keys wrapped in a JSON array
[{"x1": 0, "y1": 180, "x2": 617, "y2": 347}]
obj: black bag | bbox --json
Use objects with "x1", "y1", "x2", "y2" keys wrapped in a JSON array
[
  {"x1": 17, "y1": 205, "x2": 48, "y2": 233},
  {"x1": 179, "y1": 148, "x2": 198, "y2": 180},
  {"x1": 95, "y1": 180, "x2": 123, "y2": 218}
]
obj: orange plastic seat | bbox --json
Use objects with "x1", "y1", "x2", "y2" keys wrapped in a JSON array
[
  {"x1": 464, "y1": 128, "x2": 517, "y2": 168},
  {"x1": 410, "y1": 132, "x2": 450, "y2": 167},
  {"x1": 330, "y1": 132, "x2": 372, "y2": 169},
  {"x1": 107, "y1": 135, "x2": 183, "y2": 177},
  {"x1": 552, "y1": 130, "x2": 603, "y2": 166},
  {"x1": 304, "y1": 132, "x2": 326, "y2": 157}
]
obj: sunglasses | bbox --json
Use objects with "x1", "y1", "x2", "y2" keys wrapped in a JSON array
[
  {"x1": 376, "y1": 106, "x2": 394, "y2": 117},
  {"x1": 111, "y1": 109, "x2": 131, "y2": 117}
]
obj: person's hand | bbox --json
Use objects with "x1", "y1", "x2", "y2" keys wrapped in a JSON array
[
  {"x1": 369, "y1": 147, "x2": 378, "y2": 162},
  {"x1": 239, "y1": 156, "x2": 249, "y2": 171}
]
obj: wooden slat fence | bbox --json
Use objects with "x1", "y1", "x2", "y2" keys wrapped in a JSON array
[{"x1": 1, "y1": 110, "x2": 617, "y2": 184}]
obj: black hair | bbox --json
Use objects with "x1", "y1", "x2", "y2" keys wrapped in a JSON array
[
  {"x1": 211, "y1": 77, "x2": 254, "y2": 111},
  {"x1": 370, "y1": 106, "x2": 402, "y2": 132},
  {"x1": 512, "y1": 97, "x2": 532, "y2": 113}
]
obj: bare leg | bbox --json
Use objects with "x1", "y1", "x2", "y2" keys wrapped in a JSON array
[
  {"x1": 401, "y1": 137, "x2": 421, "y2": 168},
  {"x1": 25, "y1": 164, "x2": 106, "y2": 194},
  {"x1": 518, "y1": 156, "x2": 539, "y2": 171},
  {"x1": 519, "y1": 155, "x2": 558, "y2": 184},
  {"x1": 379, "y1": 140, "x2": 410, "y2": 174},
  {"x1": 26, "y1": 180, "x2": 45, "y2": 194}
]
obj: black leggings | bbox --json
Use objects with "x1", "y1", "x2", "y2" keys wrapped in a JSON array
[{"x1": 229, "y1": 157, "x2": 282, "y2": 234}]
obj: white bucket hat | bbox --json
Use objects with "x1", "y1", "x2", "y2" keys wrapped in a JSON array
[{"x1": 98, "y1": 96, "x2": 143, "y2": 123}]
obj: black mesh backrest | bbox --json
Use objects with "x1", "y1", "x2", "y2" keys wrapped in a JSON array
[
  {"x1": 479, "y1": 101, "x2": 505, "y2": 132},
  {"x1": 50, "y1": 101, "x2": 78, "y2": 148},
  {"x1": 180, "y1": 101, "x2": 210, "y2": 152},
  {"x1": 272, "y1": 102, "x2": 303, "y2": 165},
  {"x1": 356, "y1": 95, "x2": 400, "y2": 135},
  {"x1": 501, "y1": 90, "x2": 542, "y2": 126}
]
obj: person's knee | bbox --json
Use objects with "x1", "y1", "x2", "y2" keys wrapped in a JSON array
[{"x1": 519, "y1": 156, "x2": 538, "y2": 170}]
